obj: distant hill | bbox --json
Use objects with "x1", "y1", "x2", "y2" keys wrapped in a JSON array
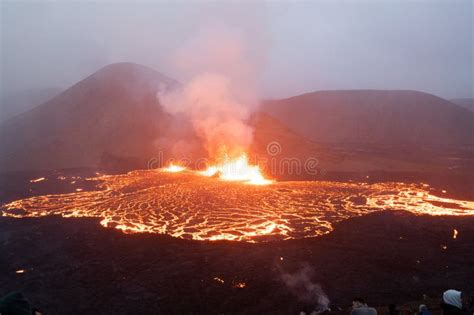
[
  {"x1": 250, "y1": 112, "x2": 445, "y2": 177},
  {"x1": 450, "y1": 98, "x2": 474, "y2": 112},
  {"x1": 1, "y1": 64, "x2": 472, "y2": 174},
  {"x1": 0, "y1": 63, "x2": 179, "y2": 172},
  {"x1": 262, "y1": 90, "x2": 474, "y2": 147},
  {"x1": 1, "y1": 87, "x2": 63, "y2": 122}
]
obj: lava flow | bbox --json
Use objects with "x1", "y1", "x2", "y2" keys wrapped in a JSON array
[{"x1": 2, "y1": 170, "x2": 473, "y2": 242}]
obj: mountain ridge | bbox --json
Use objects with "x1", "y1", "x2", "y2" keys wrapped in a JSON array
[
  {"x1": 1, "y1": 63, "x2": 472, "y2": 173},
  {"x1": 262, "y1": 89, "x2": 474, "y2": 146}
]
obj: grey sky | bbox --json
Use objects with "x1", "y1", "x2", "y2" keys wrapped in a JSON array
[{"x1": 1, "y1": 0, "x2": 472, "y2": 100}]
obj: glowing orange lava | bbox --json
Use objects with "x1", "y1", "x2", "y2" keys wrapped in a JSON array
[
  {"x1": 234, "y1": 282, "x2": 246, "y2": 288},
  {"x1": 162, "y1": 163, "x2": 186, "y2": 173},
  {"x1": 30, "y1": 177, "x2": 46, "y2": 183},
  {"x1": 213, "y1": 277, "x2": 225, "y2": 284},
  {"x1": 199, "y1": 153, "x2": 272, "y2": 185},
  {"x1": 2, "y1": 170, "x2": 473, "y2": 242}
]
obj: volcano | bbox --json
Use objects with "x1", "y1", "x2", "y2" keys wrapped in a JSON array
[
  {"x1": 1, "y1": 64, "x2": 473, "y2": 176},
  {"x1": 0, "y1": 63, "x2": 178, "y2": 172}
]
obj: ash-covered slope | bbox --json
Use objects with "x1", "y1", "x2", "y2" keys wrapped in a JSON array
[
  {"x1": 0, "y1": 63, "x2": 179, "y2": 172},
  {"x1": 250, "y1": 113, "x2": 338, "y2": 176},
  {"x1": 250, "y1": 113, "x2": 440, "y2": 177},
  {"x1": 450, "y1": 98, "x2": 474, "y2": 112},
  {"x1": 262, "y1": 90, "x2": 474, "y2": 147}
]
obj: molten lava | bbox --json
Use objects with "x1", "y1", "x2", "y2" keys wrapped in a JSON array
[
  {"x1": 199, "y1": 153, "x2": 272, "y2": 185},
  {"x1": 161, "y1": 153, "x2": 271, "y2": 185},
  {"x1": 2, "y1": 170, "x2": 473, "y2": 242},
  {"x1": 30, "y1": 177, "x2": 46, "y2": 183},
  {"x1": 162, "y1": 163, "x2": 186, "y2": 173}
]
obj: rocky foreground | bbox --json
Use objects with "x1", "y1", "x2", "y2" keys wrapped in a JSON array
[{"x1": 1, "y1": 211, "x2": 473, "y2": 314}]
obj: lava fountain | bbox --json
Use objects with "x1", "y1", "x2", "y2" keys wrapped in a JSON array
[
  {"x1": 199, "y1": 153, "x2": 272, "y2": 185},
  {"x1": 162, "y1": 163, "x2": 187, "y2": 173},
  {"x1": 161, "y1": 151, "x2": 272, "y2": 185}
]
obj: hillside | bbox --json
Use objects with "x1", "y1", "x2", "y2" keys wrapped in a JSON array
[
  {"x1": 250, "y1": 113, "x2": 445, "y2": 178},
  {"x1": 1, "y1": 65, "x2": 471, "y2": 175},
  {"x1": 450, "y1": 98, "x2": 474, "y2": 112},
  {"x1": 262, "y1": 90, "x2": 474, "y2": 147},
  {"x1": 0, "y1": 63, "x2": 179, "y2": 172}
]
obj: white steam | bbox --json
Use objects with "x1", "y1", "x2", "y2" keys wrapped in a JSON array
[
  {"x1": 281, "y1": 265, "x2": 330, "y2": 312},
  {"x1": 158, "y1": 26, "x2": 261, "y2": 160}
]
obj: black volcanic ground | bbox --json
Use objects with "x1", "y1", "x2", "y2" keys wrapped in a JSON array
[
  {"x1": 1, "y1": 211, "x2": 473, "y2": 314},
  {"x1": 1, "y1": 168, "x2": 474, "y2": 314}
]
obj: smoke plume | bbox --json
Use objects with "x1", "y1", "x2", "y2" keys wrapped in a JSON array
[
  {"x1": 158, "y1": 26, "x2": 261, "y2": 161},
  {"x1": 280, "y1": 264, "x2": 330, "y2": 312}
]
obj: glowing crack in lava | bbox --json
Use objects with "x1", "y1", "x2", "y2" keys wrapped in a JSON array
[{"x1": 2, "y1": 170, "x2": 473, "y2": 242}]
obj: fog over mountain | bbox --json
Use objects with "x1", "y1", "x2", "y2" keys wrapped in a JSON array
[
  {"x1": 1, "y1": 63, "x2": 472, "y2": 173},
  {"x1": 1, "y1": 1, "x2": 473, "y2": 172},
  {"x1": 1, "y1": 0, "x2": 472, "y2": 102},
  {"x1": 1, "y1": 87, "x2": 62, "y2": 122}
]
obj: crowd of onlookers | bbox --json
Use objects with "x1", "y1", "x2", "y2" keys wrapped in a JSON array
[
  {"x1": 299, "y1": 289, "x2": 472, "y2": 315},
  {"x1": 349, "y1": 290, "x2": 472, "y2": 315},
  {"x1": 0, "y1": 288, "x2": 472, "y2": 314}
]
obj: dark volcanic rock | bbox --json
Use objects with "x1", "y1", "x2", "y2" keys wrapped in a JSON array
[{"x1": 1, "y1": 211, "x2": 473, "y2": 314}]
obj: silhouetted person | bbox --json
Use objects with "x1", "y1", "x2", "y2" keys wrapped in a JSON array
[
  {"x1": 419, "y1": 304, "x2": 432, "y2": 315},
  {"x1": 389, "y1": 304, "x2": 400, "y2": 315},
  {"x1": 467, "y1": 295, "x2": 474, "y2": 315},
  {"x1": 441, "y1": 289, "x2": 464, "y2": 315},
  {"x1": 351, "y1": 298, "x2": 377, "y2": 315},
  {"x1": 0, "y1": 291, "x2": 42, "y2": 315}
]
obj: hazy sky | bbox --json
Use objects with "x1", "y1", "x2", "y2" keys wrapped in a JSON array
[{"x1": 1, "y1": 0, "x2": 472, "y2": 100}]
